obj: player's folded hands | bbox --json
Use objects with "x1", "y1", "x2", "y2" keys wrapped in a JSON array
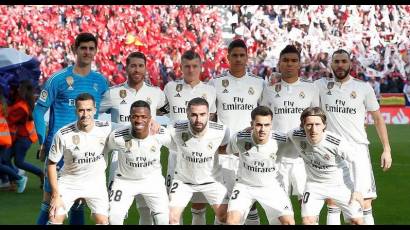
[{"x1": 49, "y1": 195, "x2": 64, "y2": 219}]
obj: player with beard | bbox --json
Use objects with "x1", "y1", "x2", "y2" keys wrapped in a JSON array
[
  {"x1": 162, "y1": 50, "x2": 217, "y2": 225},
  {"x1": 314, "y1": 49, "x2": 392, "y2": 225},
  {"x1": 168, "y1": 97, "x2": 230, "y2": 225},
  {"x1": 100, "y1": 52, "x2": 165, "y2": 225}
]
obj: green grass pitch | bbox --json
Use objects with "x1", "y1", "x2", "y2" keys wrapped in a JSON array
[{"x1": 0, "y1": 125, "x2": 408, "y2": 224}]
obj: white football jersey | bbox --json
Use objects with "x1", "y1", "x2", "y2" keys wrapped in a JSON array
[
  {"x1": 105, "y1": 125, "x2": 171, "y2": 180},
  {"x1": 315, "y1": 76, "x2": 379, "y2": 144},
  {"x1": 288, "y1": 128, "x2": 358, "y2": 188},
  {"x1": 100, "y1": 82, "x2": 166, "y2": 124},
  {"x1": 170, "y1": 120, "x2": 230, "y2": 184},
  {"x1": 163, "y1": 79, "x2": 216, "y2": 124},
  {"x1": 48, "y1": 120, "x2": 112, "y2": 188},
  {"x1": 261, "y1": 78, "x2": 319, "y2": 161},
  {"x1": 227, "y1": 130, "x2": 287, "y2": 187},
  {"x1": 208, "y1": 71, "x2": 265, "y2": 134}
]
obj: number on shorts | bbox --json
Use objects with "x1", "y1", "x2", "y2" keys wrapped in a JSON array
[
  {"x1": 230, "y1": 190, "x2": 240, "y2": 200},
  {"x1": 302, "y1": 192, "x2": 310, "y2": 204},
  {"x1": 109, "y1": 190, "x2": 123, "y2": 202},
  {"x1": 170, "y1": 182, "x2": 179, "y2": 193},
  {"x1": 166, "y1": 175, "x2": 171, "y2": 187}
]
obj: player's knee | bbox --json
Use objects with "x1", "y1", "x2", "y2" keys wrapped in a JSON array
[
  {"x1": 279, "y1": 215, "x2": 295, "y2": 225},
  {"x1": 153, "y1": 212, "x2": 169, "y2": 225},
  {"x1": 94, "y1": 215, "x2": 109, "y2": 225},
  {"x1": 363, "y1": 199, "x2": 372, "y2": 209},
  {"x1": 302, "y1": 216, "x2": 317, "y2": 225},
  {"x1": 109, "y1": 212, "x2": 125, "y2": 225},
  {"x1": 216, "y1": 212, "x2": 227, "y2": 224},
  {"x1": 226, "y1": 211, "x2": 241, "y2": 225},
  {"x1": 349, "y1": 217, "x2": 364, "y2": 225},
  {"x1": 169, "y1": 211, "x2": 181, "y2": 224}
]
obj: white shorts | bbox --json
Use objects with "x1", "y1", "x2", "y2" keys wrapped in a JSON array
[
  {"x1": 348, "y1": 143, "x2": 377, "y2": 199},
  {"x1": 56, "y1": 181, "x2": 109, "y2": 217},
  {"x1": 168, "y1": 178, "x2": 229, "y2": 208},
  {"x1": 109, "y1": 175, "x2": 169, "y2": 221},
  {"x1": 277, "y1": 158, "x2": 306, "y2": 198},
  {"x1": 228, "y1": 182, "x2": 294, "y2": 225},
  {"x1": 109, "y1": 150, "x2": 149, "y2": 208},
  {"x1": 219, "y1": 154, "x2": 239, "y2": 195},
  {"x1": 166, "y1": 150, "x2": 208, "y2": 204},
  {"x1": 301, "y1": 182, "x2": 363, "y2": 221}
]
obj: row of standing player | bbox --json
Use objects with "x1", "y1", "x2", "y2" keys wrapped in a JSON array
[{"x1": 33, "y1": 33, "x2": 392, "y2": 224}]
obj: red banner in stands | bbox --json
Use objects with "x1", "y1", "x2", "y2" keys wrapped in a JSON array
[{"x1": 366, "y1": 107, "x2": 410, "y2": 124}]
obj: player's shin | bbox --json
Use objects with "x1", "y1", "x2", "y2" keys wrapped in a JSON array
[
  {"x1": 152, "y1": 212, "x2": 169, "y2": 225},
  {"x1": 36, "y1": 201, "x2": 50, "y2": 225},
  {"x1": 363, "y1": 208, "x2": 374, "y2": 225},
  {"x1": 138, "y1": 206, "x2": 153, "y2": 225},
  {"x1": 191, "y1": 207, "x2": 206, "y2": 225}
]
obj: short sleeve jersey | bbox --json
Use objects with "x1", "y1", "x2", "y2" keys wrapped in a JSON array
[
  {"x1": 170, "y1": 120, "x2": 230, "y2": 184},
  {"x1": 208, "y1": 72, "x2": 264, "y2": 134},
  {"x1": 288, "y1": 128, "x2": 356, "y2": 187},
  {"x1": 163, "y1": 79, "x2": 216, "y2": 124},
  {"x1": 228, "y1": 130, "x2": 287, "y2": 187},
  {"x1": 314, "y1": 76, "x2": 380, "y2": 144},
  {"x1": 260, "y1": 78, "x2": 319, "y2": 160},
  {"x1": 106, "y1": 125, "x2": 171, "y2": 180},
  {"x1": 48, "y1": 120, "x2": 111, "y2": 188},
  {"x1": 100, "y1": 82, "x2": 165, "y2": 124}
]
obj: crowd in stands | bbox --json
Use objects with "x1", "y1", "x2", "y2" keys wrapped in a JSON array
[
  {"x1": 228, "y1": 5, "x2": 410, "y2": 95},
  {"x1": 1, "y1": 5, "x2": 409, "y2": 94}
]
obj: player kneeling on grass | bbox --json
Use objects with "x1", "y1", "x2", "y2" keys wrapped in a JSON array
[
  {"x1": 47, "y1": 93, "x2": 111, "y2": 225},
  {"x1": 104, "y1": 100, "x2": 170, "y2": 225},
  {"x1": 225, "y1": 106, "x2": 295, "y2": 225},
  {"x1": 288, "y1": 107, "x2": 365, "y2": 225}
]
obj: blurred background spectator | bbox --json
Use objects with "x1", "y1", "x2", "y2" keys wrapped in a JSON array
[{"x1": 1, "y1": 5, "x2": 409, "y2": 95}]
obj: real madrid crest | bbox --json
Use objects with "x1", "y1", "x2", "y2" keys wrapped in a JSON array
[
  {"x1": 72, "y1": 135, "x2": 80, "y2": 145},
  {"x1": 175, "y1": 84, "x2": 183, "y2": 97},
  {"x1": 327, "y1": 81, "x2": 334, "y2": 95},
  {"x1": 299, "y1": 91, "x2": 305, "y2": 99},
  {"x1": 244, "y1": 142, "x2": 252, "y2": 151},
  {"x1": 274, "y1": 83, "x2": 281, "y2": 98},
  {"x1": 125, "y1": 140, "x2": 132, "y2": 152},
  {"x1": 150, "y1": 145, "x2": 156, "y2": 153},
  {"x1": 248, "y1": 87, "x2": 254, "y2": 95},
  {"x1": 181, "y1": 132, "x2": 190, "y2": 146},
  {"x1": 119, "y1": 89, "x2": 127, "y2": 104},
  {"x1": 350, "y1": 91, "x2": 357, "y2": 99},
  {"x1": 222, "y1": 79, "x2": 229, "y2": 93},
  {"x1": 72, "y1": 135, "x2": 80, "y2": 151},
  {"x1": 66, "y1": 76, "x2": 74, "y2": 90},
  {"x1": 323, "y1": 153, "x2": 330, "y2": 161}
]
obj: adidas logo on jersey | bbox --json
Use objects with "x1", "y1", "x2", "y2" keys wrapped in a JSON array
[
  {"x1": 174, "y1": 93, "x2": 181, "y2": 97},
  {"x1": 120, "y1": 100, "x2": 127, "y2": 104},
  {"x1": 74, "y1": 146, "x2": 80, "y2": 151},
  {"x1": 222, "y1": 89, "x2": 229, "y2": 93}
]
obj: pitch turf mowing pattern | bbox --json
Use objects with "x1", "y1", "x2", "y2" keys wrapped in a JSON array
[{"x1": 0, "y1": 125, "x2": 408, "y2": 224}]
